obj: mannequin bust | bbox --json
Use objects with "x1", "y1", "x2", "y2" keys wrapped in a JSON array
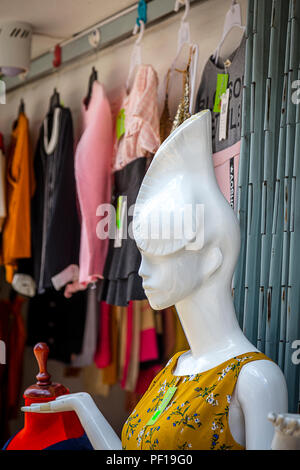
[
  {"x1": 23, "y1": 110, "x2": 288, "y2": 450},
  {"x1": 133, "y1": 110, "x2": 288, "y2": 449},
  {"x1": 5, "y1": 343, "x2": 88, "y2": 450}
]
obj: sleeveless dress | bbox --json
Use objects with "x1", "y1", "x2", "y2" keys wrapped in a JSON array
[{"x1": 121, "y1": 350, "x2": 270, "y2": 450}]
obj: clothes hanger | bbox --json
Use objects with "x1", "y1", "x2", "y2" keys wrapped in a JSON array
[
  {"x1": 126, "y1": 0, "x2": 147, "y2": 92},
  {"x1": 133, "y1": 18, "x2": 145, "y2": 45},
  {"x1": 174, "y1": 0, "x2": 190, "y2": 29},
  {"x1": 18, "y1": 98, "x2": 25, "y2": 115},
  {"x1": 173, "y1": 0, "x2": 191, "y2": 57},
  {"x1": 84, "y1": 66, "x2": 98, "y2": 109},
  {"x1": 0, "y1": 132, "x2": 4, "y2": 151},
  {"x1": 48, "y1": 88, "x2": 60, "y2": 114},
  {"x1": 44, "y1": 88, "x2": 61, "y2": 154},
  {"x1": 13, "y1": 98, "x2": 25, "y2": 129},
  {"x1": 126, "y1": 20, "x2": 144, "y2": 92},
  {"x1": 165, "y1": 0, "x2": 198, "y2": 115},
  {"x1": 212, "y1": 0, "x2": 245, "y2": 65}
]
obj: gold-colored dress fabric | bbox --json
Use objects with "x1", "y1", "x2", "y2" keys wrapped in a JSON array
[
  {"x1": 171, "y1": 64, "x2": 191, "y2": 132},
  {"x1": 159, "y1": 47, "x2": 193, "y2": 142},
  {"x1": 121, "y1": 350, "x2": 271, "y2": 450}
]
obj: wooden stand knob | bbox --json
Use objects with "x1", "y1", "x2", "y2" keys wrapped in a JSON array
[
  {"x1": 34, "y1": 343, "x2": 52, "y2": 386},
  {"x1": 24, "y1": 342, "x2": 68, "y2": 399}
]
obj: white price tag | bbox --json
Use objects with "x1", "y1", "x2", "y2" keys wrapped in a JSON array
[
  {"x1": 219, "y1": 88, "x2": 230, "y2": 141},
  {"x1": 51, "y1": 264, "x2": 79, "y2": 290}
]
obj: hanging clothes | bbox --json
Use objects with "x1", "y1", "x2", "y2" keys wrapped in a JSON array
[
  {"x1": 31, "y1": 106, "x2": 80, "y2": 293},
  {"x1": 71, "y1": 284, "x2": 98, "y2": 368},
  {"x1": 102, "y1": 305, "x2": 119, "y2": 386},
  {"x1": 99, "y1": 157, "x2": 148, "y2": 306},
  {"x1": 160, "y1": 48, "x2": 193, "y2": 143},
  {"x1": 99, "y1": 64, "x2": 160, "y2": 306},
  {"x1": 75, "y1": 81, "x2": 113, "y2": 285},
  {"x1": 82, "y1": 363, "x2": 110, "y2": 397},
  {"x1": 139, "y1": 300, "x2": 159, "y2": 363},
  {"x1": 0, "y1": 295, "x2": 26, "y2": 445},
  {"x1": 0, "y1": 134, "x2": 6, "y2": 232},
  {"x1": 94, "y1": 301, "x2": 111, "y2": 368},
  {"x1": 27, "y1": 288, "x2": 86, "y2": 364},
  {"x1": 124, "y1": 300, "x2": 142, "y2": 391},
  {"x1": 112, "y1": 64, "x2": 160, "y2": 172},
  {"x1": 195, "y1": 35, "x2": 246, "y2": 210},
  {"x1": 0, "y1": 113, "x2": 35, "y2": 283}
]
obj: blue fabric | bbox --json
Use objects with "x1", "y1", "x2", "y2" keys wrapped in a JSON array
[
  {"x1": 46, "y1": 433, "x2": 93, "y2": 450},
  {"x1": 2, "y1": 433, "x2": 93, "y2": 451},
  {"x1": 2, "y1": 434, "x2": 15, "y2": 450}
]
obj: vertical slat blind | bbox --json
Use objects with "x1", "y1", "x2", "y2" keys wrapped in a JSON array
[{"x1": 235, "y1": 0, "x2": 300, "y2": 412}]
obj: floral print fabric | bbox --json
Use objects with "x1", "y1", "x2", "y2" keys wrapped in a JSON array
[{"x1": 121, "y1": 350, "x2": 270, "y2": 450}]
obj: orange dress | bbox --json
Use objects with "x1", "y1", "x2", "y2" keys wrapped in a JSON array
[{"x1": 0, "y1": 113, "x2": 35, "y2": 282}]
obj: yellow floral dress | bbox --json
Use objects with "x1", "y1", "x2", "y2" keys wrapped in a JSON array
[{"x1": 121, "y1": 350, "x2": 270, "y2": 450}]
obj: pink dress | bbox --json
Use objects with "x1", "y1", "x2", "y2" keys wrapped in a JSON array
[
  {"x1": 75, "y1": 81, "x2": 113, "y2": 284},
  {"x1": 112, "y1": 64, "x2": 160, "y2": 172}
]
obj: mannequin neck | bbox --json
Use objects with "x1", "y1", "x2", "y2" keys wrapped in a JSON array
[{"x1": 175, "y1": 275, "x2": 256, "y2": 361}]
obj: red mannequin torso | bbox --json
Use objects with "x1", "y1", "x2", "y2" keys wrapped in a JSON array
[{"x1": 6, "y1": 343, "x2": 84, "y2": 450}]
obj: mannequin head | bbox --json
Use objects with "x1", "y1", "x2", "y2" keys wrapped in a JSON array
[{"x1": 133, "y1": 110, "x2": 240, "y2": 310}]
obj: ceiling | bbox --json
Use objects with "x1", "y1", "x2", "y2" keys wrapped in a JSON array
[{"x1": 0, "y1": 0, "x2": 137, "y2": 58}]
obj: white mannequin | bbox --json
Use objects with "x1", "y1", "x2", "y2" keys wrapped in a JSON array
[
  {"x1": 133, "y1": 109, "x2": 288, "y2": 449},
  {"x1": 268, "y1": 412, "x2": 300, "y2": 450},
  {"x1": 23, "y1": 110, "x2": 288, "y2": 450}
]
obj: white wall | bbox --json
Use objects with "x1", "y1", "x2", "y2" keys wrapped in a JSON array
[
  {"x1": 0, "y1": 0, "x2": 248, "y2": 440},
  {"x1": 0, "y1": 0, "x2": 247, "y2": 142}
]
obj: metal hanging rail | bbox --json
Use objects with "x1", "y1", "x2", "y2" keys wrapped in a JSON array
[{"x1": 3, "y1": 0, "x2": 202, "y2": 93}]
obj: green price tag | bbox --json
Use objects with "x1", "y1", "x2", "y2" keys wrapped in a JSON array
[
  {"x1": 116, "y1": 196, "x2": 123, "y2": 230},
  {"x1": 213, "y1": 73, "x2": 229, "y2": 113},
  {"x1": 116, "y1": 108, "x2": 125, "y2": 140},
  {"x1": 146, "y1": 386, "x2": 177, "y2": 426}
]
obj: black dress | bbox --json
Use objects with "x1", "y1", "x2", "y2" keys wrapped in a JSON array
[
  {"x1": 98, "y1": 157, "x2": 147, "y2": 306},
  {"x1": 27, "y1": 287, "x2": 87, "y2": 364},
  {"x1": 31, "y1": 106, "x2": 80, "y2": 293}
]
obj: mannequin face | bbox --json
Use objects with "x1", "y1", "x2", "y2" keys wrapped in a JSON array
[
  {"x1": 139, "y1": 244, "x2": 223, "y2": 310},
  {"x1": 134, "y1": 110, "x2": 240, "y2": 310}
]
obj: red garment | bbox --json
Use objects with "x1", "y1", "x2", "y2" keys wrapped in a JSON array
[
  {"x1": 7, "y1": 297, "x2": 26, "y2": 418},
  {"x1": 94, "y1": 301, "x2": 111, "y2": 368},
  {"x1": 121, "y1": 302, "x2": 133, "y2": 388},
  {"x1": 139, "y1": 302, "x2": 159, "y2": 363},
  {"x1": 134, "y1": 364, "x2": 163, "y2": 396},
  {"x1": 0, "y1": 296, "x2": 26, "y2": 443},
  {"x1": 7, "y1": 395, "x2": 84, "y2": 450}
]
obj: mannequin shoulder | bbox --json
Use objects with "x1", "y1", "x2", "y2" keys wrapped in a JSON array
[
  {"x1": 233, "y1": 359, "x2": 288, "y2": 449},
  {"x1": 235, "y1": 359, "x2": 288, "y2": 406}
]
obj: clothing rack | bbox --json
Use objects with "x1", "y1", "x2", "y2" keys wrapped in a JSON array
[{"x1": 4, "y1": 0, "x2": 202, "y2": 93}]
